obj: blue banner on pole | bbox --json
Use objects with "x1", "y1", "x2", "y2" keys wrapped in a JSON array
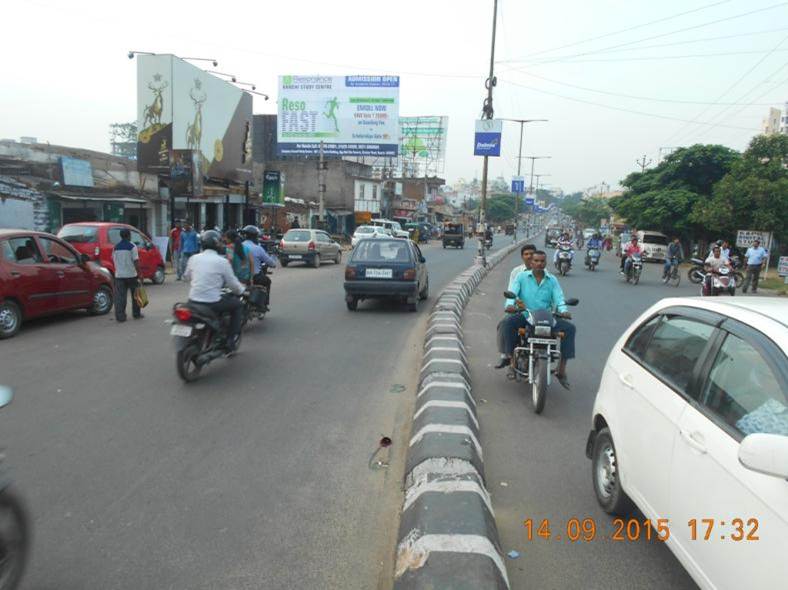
[
  {"x1": 511, "y1": 177, "x2": 525, "y2": 193},
  {"x1": 474, "y1": 119, "x2": 502, "y2": 157}
]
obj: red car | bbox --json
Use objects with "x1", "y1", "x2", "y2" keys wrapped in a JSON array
[
  {"x1": 0, "y1": 230, "x2": 114, "y2": 339},
  {"x1": 57, "y1": 222, "x2": 166, "y2": 284}
]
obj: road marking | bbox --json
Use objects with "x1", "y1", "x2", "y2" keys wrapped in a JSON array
[
  {"x1": 402, "y1": 478, "x2": 493, "y2": 515},
  {"x1": 417, "y1": 381, "x2": 475, "y2": 405},
  {"x1": 395, "y1": 532, "x2": 509, "y2": 587},
  {"x1": 409, "y1": 424, "x2": 483, "y2": 460},
  {"x1": 414, "y1": 400, "x2": 479, "y2": 429}
]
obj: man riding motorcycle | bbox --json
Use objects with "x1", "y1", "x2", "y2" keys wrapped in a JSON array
[
  {"x1": 495, "y1": 244, "x2": 536, "y2": 368},
  {"x1": 499, "y1": 250, "x2": 576, "y2": 389},
  {"x1": 703, "y1": 244, "x2": 732, "y2": 295},
  {"x1": 183, "y1": 230, "x2": 246, "y2": 352},
  {"x1": 620, "y1": 236, "x2": 643, "y2": 275},
  {"x1": 553, "y1": 232, "x2": 575, "y2": 268},
  {"x1": 242, "y1": 225, "x2": 277, "y2": 309}
]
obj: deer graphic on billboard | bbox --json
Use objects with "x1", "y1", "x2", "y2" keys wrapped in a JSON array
[
  {"x1": 186, "y1": 78, "x2": 206, "y2": 150},
  {"x1": 142, "y1": 74, "x2": 168, "y2": 129}
]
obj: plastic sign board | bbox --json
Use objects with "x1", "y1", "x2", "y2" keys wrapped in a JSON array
[
  {"x1": 277, "y1": 75, "x2": 400, "y2": 157},
  {"x1": 736, "y1": 230, "x2": 772, "y2": 249},
  {"x1": 779, "y1": 256, "x2": 788, "y2": 276},
  {"x1": 473, "y1": 119, "x2": 502, "y2": 157},
  {"x1": 511, "y1": 176, "x2": 525, "y2": 193},
  {"x1": 262, "y1": 171, "x2": 285, "y2": 206},
  {"x1": 60, "y1": 157, "x2": 94, "y2": 187},
  {"x1": 524, "y1": 197, "x2": 535, "y2": 205}
]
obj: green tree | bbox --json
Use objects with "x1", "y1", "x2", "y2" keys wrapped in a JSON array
[
  {"x1": 486, "y1": 194, "x2": 516, "y2": 222},
  {"x1": 491, "y1": 176, "x2": 510, "y2": 194}
]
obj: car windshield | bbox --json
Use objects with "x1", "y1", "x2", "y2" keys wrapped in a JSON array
[
  {"x1": 643, "y1": 235, "x2": 668, "y2": 245},
  {"x1": 351, "y1": 240, "x2": 411, "y2": 263},
  {"x1": 284, "y1": 230, "x2": 312, "y2": 242},
  {"x1": 58, "y1": 226, "x2": 98, "y2": 243}
]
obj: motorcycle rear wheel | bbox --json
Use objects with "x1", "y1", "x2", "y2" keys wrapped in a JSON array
[
  {"x1": 531, "y1": 358, "x2": 547, "y2": 414},
  {"x1": 176, "y1": 343, "x2": 203, "y2": 382},
  {"x1": 688, "y1": 268, "x2": 704, "y2": 284},
  {"x1": 0, "y1": 487, "x2": 29, "y2": 590},
  {"x1": 633, "y1": 271, "x2": 640, "y2": 285}
]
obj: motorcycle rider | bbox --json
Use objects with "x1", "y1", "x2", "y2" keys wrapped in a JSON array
[
  {"x1": 501, "y1": 250, "x2": 575, "y2": 389},
  {"x1": 484, "y1": 226, "x2": 494, "y2": 246},
  {"x1": 183, "y1": 230, "x2": 246, "y2": 352},
  {"x1": 703, "y1": 244, "x2": 732, "y2": 295},
  {"x1": 620, "y1": 236, "x2": 642, "y2": 275},
  {"x1": 662, "y1": 237, "x2": 684, "y2": 279},
  {"x1": 553, "y1": 231, "x2": 575, "y2": 268},
  {"x1": 495, "y1": 244, "x2": 536, "y2": 368},
  {"x1": 242, "y1": 225, "x2": 277, "y2": 309},
  {"x1": 585, "y1": 233, "x2": 603, "y2": 266}
]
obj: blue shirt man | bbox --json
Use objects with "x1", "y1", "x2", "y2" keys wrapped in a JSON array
[
  {"x1": 586, "y1": 237, "x2": 603, "y2": 250},
  {"x1": 505, "y1": 270, "x2": 568, "y2": 314},
  {"x1": 243, "y1": 239, "x2": 277, "y2": 275},
  {"x1": 177, "y1": 223, "x2": 200, "y2": 280},
  {"x1": 742, "y1": 239, "x2": 768, "y2": 293}
]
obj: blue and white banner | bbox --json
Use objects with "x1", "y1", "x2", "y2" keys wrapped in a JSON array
[
  {"x1": 473, "y1": 119, "x2": 502, "y2": 157},
  {"x1": 511, "y1": 176, "x2": 525, "y2": 193}
]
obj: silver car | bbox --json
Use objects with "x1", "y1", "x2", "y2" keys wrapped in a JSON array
[{"x1": 279, "y1": 229, "x2": 342, "y2": 268}]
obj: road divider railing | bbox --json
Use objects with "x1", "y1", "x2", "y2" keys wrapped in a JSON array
[{"x1": 393, "y1": 236, "x2": 530, "y2": 590}]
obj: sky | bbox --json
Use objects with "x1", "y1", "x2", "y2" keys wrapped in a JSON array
[{"x1": 2, "y1": 0, "x2": 787, "y2": 194}]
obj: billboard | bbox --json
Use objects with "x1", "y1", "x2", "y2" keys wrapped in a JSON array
[
  {"x1": 262, "y1": 171, "x2": 285, "y2": 206},
  {"x1": 400, "y1": 116, "x2": 448, "y2": 176},
  {"x1": 60, "y1": 157, "x2": 94, "y2": 187},
  {"x1": 277, "y1": 75, "x2": 400, "y2": 157},
  {"x1": 137, "y1": 54, "x2": 253, "y2": 183},
  {"x1": 474, "y1": 119, "x2": 502, "y2": 157}
]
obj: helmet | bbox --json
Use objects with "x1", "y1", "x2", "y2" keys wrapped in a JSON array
[
  {"x1": 242, "y1": 225, "x2": 260, "y2": 241},
  {"x1": 200, "y1": 229, "x2": 224, "y2": 252}
]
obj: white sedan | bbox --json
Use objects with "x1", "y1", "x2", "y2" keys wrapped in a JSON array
[
  {"x1": 587, "y1": 297, "x2": 788, "y2": 590},
  {"x1": 351, "y1": 225, "x2": 389, "y2": 248}
]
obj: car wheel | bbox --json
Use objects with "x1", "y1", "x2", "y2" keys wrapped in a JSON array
[
  {"x1": 89, "y1": 286, "x2": 113, "y2": 316},
  {"x1": 280, "y1": 259, "x2": 289, "y2": 267},
  {"x1": 152, "y1": 266, "x2": 166, "y2": 285},
  {"x1": 346, "y1": 296, "x2": 358, "y2": 311},
  {"x1": 592, "y1": 427, "x2": 633, "y2": 516},
  {"x1": 419, "y1": 278, "x2": 429, "y2": 300},
  {"x1": 335, "y1": 251, "x2": 342, "y2": 264},
  {"x1": 312, "y1": 254, "x2": 320, "y2": 269},
  {"x1": 0, "y1": 301, "x2": 22, "y2": 339}
]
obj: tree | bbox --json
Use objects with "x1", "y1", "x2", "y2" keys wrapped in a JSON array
[
  {"x1": 692, "y1": 134, "x2": 788, "y2": 242},
  {"x1": 486, "y1": 194, "x2": 516, "y2": 222},
  {"x1": 109, "y1": 122, "x2": 138, "y2": 159},
  {"x1": 491, "y1": 176, "x2": 510, "y2": 194}
]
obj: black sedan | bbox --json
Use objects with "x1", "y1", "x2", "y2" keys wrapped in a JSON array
[{"x1": 344, "y1": 238, "x2": 428, "y2": 311}]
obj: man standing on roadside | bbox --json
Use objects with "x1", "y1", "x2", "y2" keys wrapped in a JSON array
[
  {"x1": 178, "y1": 221, "x2": 199, "y2": 281},
  {"x1": 169, "y1": 219, "x2": 182, "y2": 279},
  {"x1": 742, "y1": 239, "x2": 768, "y2": 294},
  {"x1": 495, "y1": 244, "x2": 536, "y2": 369},
  {"x1": 112, "y1": 228, "x2": 143, "y2": 322}
]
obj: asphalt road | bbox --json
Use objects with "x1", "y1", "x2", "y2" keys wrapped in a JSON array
[
  {"x1": 464, "y1": 248, "x2": 700, "y2": 590},
  {"x1": 0, "y1": 235, "x2": 510, "y2": 590}
]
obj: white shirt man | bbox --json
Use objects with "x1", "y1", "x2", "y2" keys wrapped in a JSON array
[{"x1": 184, "y1": 249, "x2": 244, "y2": 303}]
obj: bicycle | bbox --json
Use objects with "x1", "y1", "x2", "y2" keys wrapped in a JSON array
[{"x1": 663, "y1": 257, "x2": 681, "y2": 287}]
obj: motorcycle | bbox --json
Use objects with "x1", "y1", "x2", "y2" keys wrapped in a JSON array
[
  {"x1": 484, "y1": 236, "x2": 493, "y2": 249},
  {"x1": 701, "y1": 266, "x2": 736, "y2": 297},
  {"x1": 584, "y1": 247, "x2": 600, "y2": 271},
  {"x1": 171, "y1": 291, "x2": 248, "y2": 382},
  {"x1": 0, "y1": 387, "x2": 30, "y2": 590},
  {"x1": 503, "y1": 293, "x2": 579, "y2": 414},
  {"x1": 688, "y1": 258, "x2": 706, "y2": 284},
  {"x1": 624, "y1": 253, "x2": 643, "y2": 285},
  {"x1": 556, "y1": 245, "x2": 573, "y2": 276}
]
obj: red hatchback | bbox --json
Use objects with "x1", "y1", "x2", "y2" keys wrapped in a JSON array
[
  {"x1": 0, "y1": 230, "x2": 115, "y2": 339},
  {"x1": 57, "y1": 222, "x2": 166, "y2": 284}
]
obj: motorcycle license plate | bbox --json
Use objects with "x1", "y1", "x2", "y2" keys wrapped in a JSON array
[
  {"x1": 530, "y1": 337, "x2": 559, "y2": 345},
  {"x1": 170, "y1": 324, "x2": 193, "y2": 337}
]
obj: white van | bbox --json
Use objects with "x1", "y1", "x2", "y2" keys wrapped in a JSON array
[
  {"x1": 636, "y1": 230, "x2": 669, "y2": 262},
  {"x1": 370, "y1": 218, "x2": 409, "y2": 239}
]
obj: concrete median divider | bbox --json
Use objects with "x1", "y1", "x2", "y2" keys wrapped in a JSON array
[{"x1": 393, "y1": 238, "x2": 530, "y2": 590}]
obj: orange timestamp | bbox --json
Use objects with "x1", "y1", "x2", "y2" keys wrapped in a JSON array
[{"x1": 523, "y1": 517, "x2": 760, "y2": 543}]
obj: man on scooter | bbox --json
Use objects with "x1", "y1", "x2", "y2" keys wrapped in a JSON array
[
  {"x1": 703, "y1": 245, "x2": 732, "y2": 295},
  {"x1": 553, "y1": 231, "x2": 574, "y2": 268},
  {"x1": 495, "y1": 244, "x2": 536, "y2": 368},
  {"x1": 620, "y1": 236, "x2": 642, "y2": 275},
  {"x1": 585, "y1": 233, "x2": 603, "y2": 265},
  {"x1": 500, "y1": 251, "x2": 576, "y2": 389}
]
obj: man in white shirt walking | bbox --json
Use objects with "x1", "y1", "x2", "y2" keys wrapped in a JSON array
[
  {"x1": 112, "y1": 228, "x2": 143, "y2": 322},
  {"x1": 742, "y1": 239, "x2": 768, "y2": 294}
]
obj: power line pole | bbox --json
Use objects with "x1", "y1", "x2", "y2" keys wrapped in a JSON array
[
  {"x1": 501, "y1": 118, "x2": 548, "y2": 239},
  {"x1": 479, "y1": 0, "x2": 498, "y2": 260},
  {"x1": 524, "y1": 155, "x2": 551, "y2": 193},
  {"x1": 636, "y1": 154, "x2": 652, "y2": 173}
]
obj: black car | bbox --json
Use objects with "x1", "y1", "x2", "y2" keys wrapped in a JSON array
[{"x1": 344, "y1": 238, "x2": 428, "y2": 312}]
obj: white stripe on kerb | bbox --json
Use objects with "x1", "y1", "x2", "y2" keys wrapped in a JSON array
[
  {"x1": 420, "y1": 358, "x2": 466, "y2": 372},
  {"x1": 402, "y1": 478, "x2": 494, "y2": 515},
  {"x1": 424, "y1": 335, "x2": 465, "y2": 350},
  {"x1": 417, "y1": 381, "x2": 475, "y2": 405},
  {"x1": 409, "y1": 457, "x2": 480, "y2": 481},
  {"x1": 414, "y1": 400, "x2": 479, "y2": 429},
  {"x1": 409, "y1": 424, "x2": 483, "y2": 460},
  {"x1": 423, "y1": 347, "x2": 468, "y2": 362},
  {"x1": 395, "y1": 533, "x2": 509, "y2": 587}
]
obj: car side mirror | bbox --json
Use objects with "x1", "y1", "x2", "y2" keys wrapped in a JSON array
[
  {"x1": 503, "y1": 290, "x2": 516, "y2": 299},
  {"x1": 565, "y1": 298, "x2": 579, "y2": 306},
  {"x1": 739, "y1": 433, "x2": 788, "y2": 479},
  {"x1": 80, "y1": 253, "x2": 91, "y2": 264}
]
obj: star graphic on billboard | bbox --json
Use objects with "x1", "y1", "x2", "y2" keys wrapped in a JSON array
[
  {"x1": 194, "y1": 78, "x2": 202, "y2": 90},
  {"x1": 153, "y1": 73, "x2": 162, "y2": 82}
]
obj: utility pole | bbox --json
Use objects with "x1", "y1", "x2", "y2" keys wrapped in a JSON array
[
  {"x1": 524, "y1": 155, "x2": 551, "y2": 194},
  {"x1": 479, "y1": 0, "x2": 498, "y2": 260},
  {"x1": 636, "y1": 154, "x2": 652, "y2": 173},
  {"x1": 317, "y1": 140, "x2": 326, "y2": 228},
  {"x1": 534, "y1": 173, "x2": 551, "y2": 194}
]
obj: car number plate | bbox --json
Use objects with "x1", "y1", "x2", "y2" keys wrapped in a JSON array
[
  {"x1": 289, "y1": 254, "x2": 302, "y2": 259},
  {"x1": 170, "y1": 324, "x2": 193, "y2": 337},
  {"x1": 366, "y1": 268, "x2": 393, "y2": 279},
  {"x1": 529, "y1": 337, "x2": 559, "y2": 345}
]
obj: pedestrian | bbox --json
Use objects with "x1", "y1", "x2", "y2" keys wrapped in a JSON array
[
  {"x1": 741, "y1": 239, "x2": 768, "y2": 294},
  {"x1": 169, "y1": 219, "x2": 182, "y2": 278},
  {"x1": 112, "y1": 228, "x2": 143, "y2": 322},
  {"x1": 178, "y1": 221, "x2": 200, "y2": 280}
]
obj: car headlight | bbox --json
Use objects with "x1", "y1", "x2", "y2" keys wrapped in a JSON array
[{"x1": 534, "y1": 325, "x2": 552, "y2": 337}]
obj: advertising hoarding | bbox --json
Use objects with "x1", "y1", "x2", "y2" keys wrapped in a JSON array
[
  {"x1": 400, "y1": 116, "x2": 448, "y2": 175},
  {"x1": 137, "y1": 54, "x2": 253, "y2": 183},
  {"x1": 262, "y1": 171, "x2": 285, "y2": 206},
  {"x1": 778, "y1": 256, "x2": 788, "y2": 276},
  {"x1": 277, "y1": 75, "x2": 400, "y2": 157},
  {"x1": 473, "y1": 119, "x2": 502, "y2": 157},
  {"x1": 60, "y1": 157, "x2": 94, "y2": 187}
]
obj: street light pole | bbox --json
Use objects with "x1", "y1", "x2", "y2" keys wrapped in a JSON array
[
  {"x1": 501, "y1": 118, "x2": 548, "y2": 239},
  {"x1": 525, "y1": 156, "x2": 551, "y2": 194},
  {"x1": 479, "y1": 0, "x2": 498, "y2": 262}
]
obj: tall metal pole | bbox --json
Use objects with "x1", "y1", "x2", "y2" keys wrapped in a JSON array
[
  {"x1": 479, "y1": 0, "x2": 498, "y2": 260},
  {"x1": 318, "y1": 140, "x2": 325, "y2": 227},
  {"x1": 514, "y1": 121, "x2": 524, "y2": 239}
]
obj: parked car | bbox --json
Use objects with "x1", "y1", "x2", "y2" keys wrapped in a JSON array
[
  {"x1": 370, "y1": 219, "x2": 409, "y2": 239},
  {"x1": 57, "y1": 222, "x2": 166, "y2": 284},
  {"x1": 0, "y1": 229, "x2": 114, "y2": 338},
  {"x1": 278, "y1": 229, "x2": 342, "y2": 268},
  {"x1": 344, "y1": 238, "x2": 428, "y2": 312},
  {"x1": 587, "y1": 296, "x2": 788, "y2": 590},
  {"x1": 351, "y1": 225, "x2": 388, "y2": 248}
]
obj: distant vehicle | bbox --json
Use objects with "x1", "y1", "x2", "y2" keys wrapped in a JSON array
[
  {"x1": 505, "y1": 223, "x2": 515, "y2": 236},
  {"x1": 442, "y1": 223, "x2": 465, "y2": 249},
  {"x1": 587, "y1": 296, "x2": 788, "y2": 590},
  {"x1": 545, "y1": 226, "x2": 562, "y2": 248},
  {"x1": 370, "y1": 219, "x2": 409, "y2": 239},
  {"x1": 278, "y1": 229, "x2": 342, "y2": 268},
  {"x1": 404, "y1": 222, "x2": 430, "y2": 244},
  {"x1": 58, "y1": 222, "x2": 166, "y2": 284},
  {"x1": 637, "y1": 230, "x2": 669, "y2": 262},
  {"x1": 583, "y1": 228, "x2": 597, "y2": 240},
  {"x1": 0, "y1": 229, "x2": 114, "y2": 338},
  {"x1": 344, "y1": 238, "x2": 428, "y2": 312},
  {"x1": 351, "y1": 225, "x2": 388, "y2": 248}
]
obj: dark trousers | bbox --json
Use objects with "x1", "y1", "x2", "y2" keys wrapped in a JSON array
[
  {"x1": 496, "y1": 314, "x2": 508, "y2": 354},
  {"x1": 742, "y1": 265, "x2": 762, "y2": 292},
  {"x1": 198, "y1": 295, "x2": 243, "y2": 343},
  {"x1": 253, "y1": 271, "x2": 272, "y2": 305},
  {"x1": 502, "y1": 313, "x2": 576, "y2": 360},
  {"x1": 115, "y1": 277, "x2": 140, "y2": 320}
]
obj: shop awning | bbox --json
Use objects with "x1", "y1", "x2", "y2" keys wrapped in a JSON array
[
  {"x1": 50, "y1": 193, "x2": 148, "y2": 204},
  {"x1": 327, "y1": 209, "x2": 354, "y2": 217}
]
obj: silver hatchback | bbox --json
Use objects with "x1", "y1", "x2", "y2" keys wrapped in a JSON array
[{"x1": 279, "y1": 229, "x2": 342, "y2": 268}]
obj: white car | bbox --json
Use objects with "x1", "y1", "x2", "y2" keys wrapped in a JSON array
[
  {"x1": 583, "y1": 228, "x2": 597, "y2": 240},
  {"x1": 351, "y1": 225, "x2": 388, "y2": 248},
  {"x1": 587, "y1": 297, "x2": 788, "y2": 590},
  {"x1": 370, "y1": 219, "x2": 410, "y2": 239}
]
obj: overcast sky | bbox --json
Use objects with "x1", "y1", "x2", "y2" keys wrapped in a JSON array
[{"x1": 2, "y1": 0, "x2": 786, "y2": 193}]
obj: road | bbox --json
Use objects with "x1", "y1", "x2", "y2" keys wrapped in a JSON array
[
  {"x1": 464, "y1": 248, "x2": 700, "y2": 589},
  {"x1": 0, "y1": 236, "x2": 509, "y2": 590}
]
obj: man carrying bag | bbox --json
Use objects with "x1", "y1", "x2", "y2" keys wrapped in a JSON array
[{"x1": 112, "y1": 228, "x2": 144, "y2": 322}]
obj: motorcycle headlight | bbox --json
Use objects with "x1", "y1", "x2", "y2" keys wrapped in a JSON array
[{"x1": 534, "y1": 325, "x2": 552, "y2": 337}]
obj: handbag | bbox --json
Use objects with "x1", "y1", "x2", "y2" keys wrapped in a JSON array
[{"x1": 134, "y1": 284, "x2": 149, "y2": 308}]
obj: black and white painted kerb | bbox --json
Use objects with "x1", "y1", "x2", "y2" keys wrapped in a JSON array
[{"x1": 394, "y1": 237, "x2": 529, "y2": 590}]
